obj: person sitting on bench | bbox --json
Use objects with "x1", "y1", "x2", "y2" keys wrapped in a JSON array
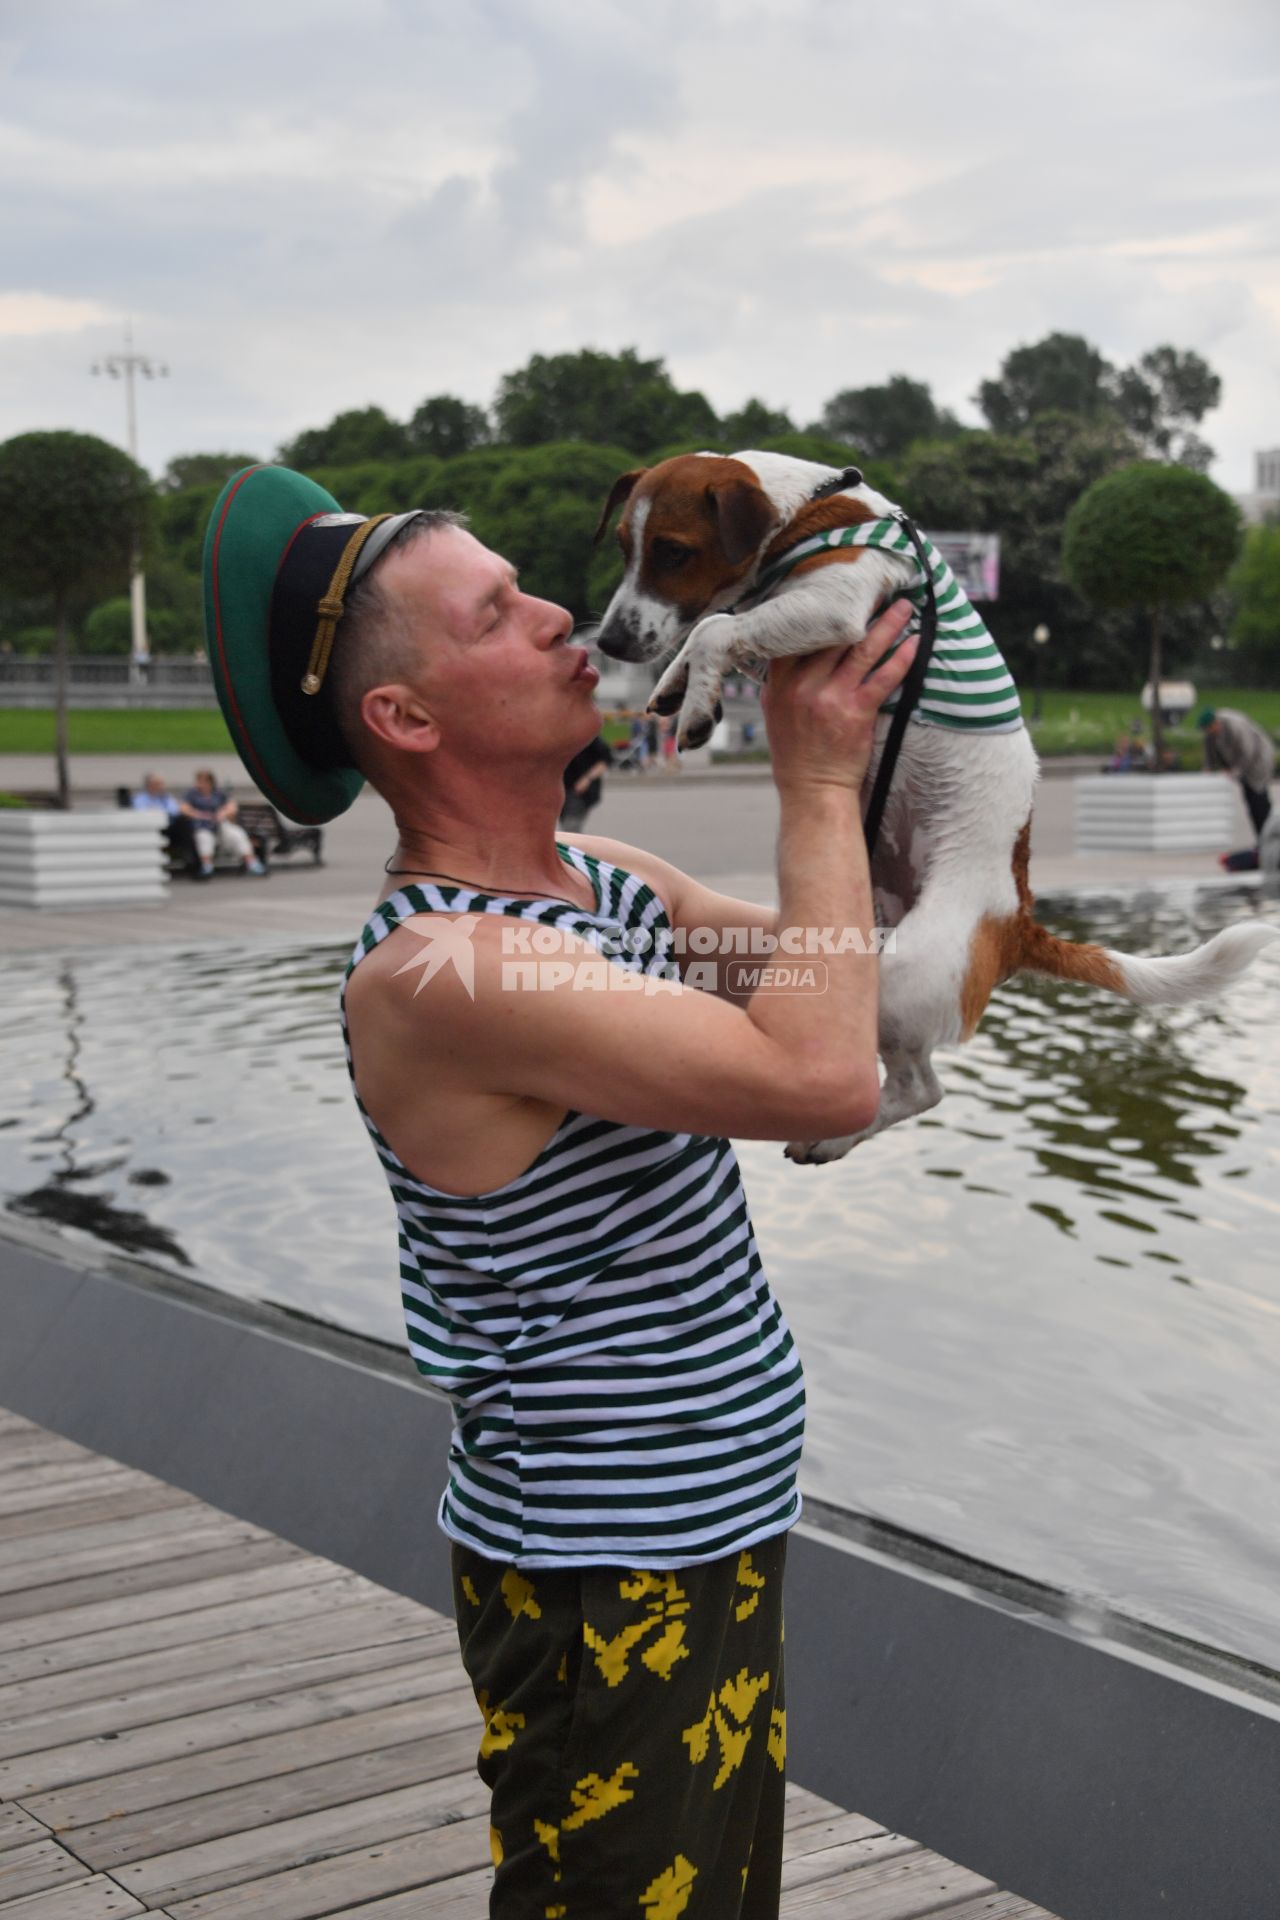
[
  {"x1": 130, "y1": 772, "x2": 197, "y2": 869},
  {"x1": 182, "y1": 769, "x2": 266, "y2": 879}
]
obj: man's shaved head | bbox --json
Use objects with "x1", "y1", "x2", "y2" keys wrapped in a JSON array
[{"x1": 327, "y1": 509, "x2": 465, "y2": 776}]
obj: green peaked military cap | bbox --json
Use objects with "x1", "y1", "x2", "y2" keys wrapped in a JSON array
[{"x1": 202, "y1": 464, "x2": 430, "y2": 824}]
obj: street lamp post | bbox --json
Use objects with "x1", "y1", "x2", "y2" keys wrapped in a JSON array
[
  {"x1": 1031, "y1": 623, "x2": 1050, "y2": 723},
  {"x1": 91, "y1": 324, "x2": 168, "y2": 679}
]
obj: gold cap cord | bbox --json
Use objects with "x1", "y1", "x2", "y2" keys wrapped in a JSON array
[{"x1": 301, "y1": 514, "x2": 395, "y2": 695}]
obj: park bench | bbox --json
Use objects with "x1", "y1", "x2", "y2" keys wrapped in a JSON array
[
  {"x1": 115, "y1": 789, "x2": 324, "y2": 875},
  {"x1": 234, "y1": 801, "x2": 324, "y2": 866}
]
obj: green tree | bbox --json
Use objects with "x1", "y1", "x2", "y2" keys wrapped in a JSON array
[
  {"x1": 160, "y1": 451, "x2": 260, "y2": 493},
  {"x1": 820, "y1": 375, "x2": 957, "y2": 459},
  {"x1": 719, "y1": 399, "x2": 795, "y2": 445},
  {"x1": 85, "y1": 567, "x2": 199, "y2": 655},
  {"x1": 0, "y1": 431, "x2": 153, "y2": 806},
  {"x1": 976, "y1": 332, "x2": 1114, "y2": 434},
  {"x1": 82, "y1": 597, "x2": 133, "y2": 655},
  {"x1": 406, "y1": 395, "x2": 491, "y2": 459},
  {"x1": 1064, "y1": 463, "x2": 1242, "y2": 767},
  {"x1": 900, "y1": 411, "x2": 1139, "y2": 685},
  {"x1": 429, "y1": 442, "x2": 635, "y2": 619},
  {"x1": 1228, "y1": 522, "x2": 1280, "y2": 685},
  {"x1": 493, "y1": 348, "x2": 718, "y2": 454},
  {"x1": 1108, "y1": 346, "x2": 1221, "y2": 470},
  {"x1": 977, "y1": 333, "x2": 1223, "y2": 470},
  {"x1": 279, "y1": 405, "x2": 409, "y2": 469},
  {"x1": 155, "y1": 482, "x2": 223, "y2": 575}
]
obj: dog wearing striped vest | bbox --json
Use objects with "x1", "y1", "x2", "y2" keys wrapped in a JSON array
[{"x1": 594, "y1": 451, "x2": 1275, "y2": 1160}]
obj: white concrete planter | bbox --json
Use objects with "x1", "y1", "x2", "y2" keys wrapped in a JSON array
[
  {"x1": 1074, "y1": 773, "x2": 1239, "y2": 854},
  {"x1": 0, "y1": 809, "x2": 169, "y2": 909}
]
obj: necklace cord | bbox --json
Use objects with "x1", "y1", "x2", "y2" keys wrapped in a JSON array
[{"x1": 381, "y1": 852, "x2": 583, "y2": 903}]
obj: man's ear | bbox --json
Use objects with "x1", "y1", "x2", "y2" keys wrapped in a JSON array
[
  {"x1": 362, "y1": 685, "x2": 440, "y2": 758},
  {"x1": 593, "y1": 469, "x2": 647, "y2": 545},
  {"x1": 708, "y1": 479, "x2": 777, "y2": 565}
]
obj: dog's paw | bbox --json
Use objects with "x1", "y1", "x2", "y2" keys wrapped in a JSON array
[
  {"x1": 649, "y1": 661, "x2": 689, "y2": 718},
  {"x1": 784, "y1": 1135, "x2": 859, "y2": 1165},
  {"x1": 677, "y1": 712, "x2": 714, "y2": 752},
  {"x1": 676, "y1": 699, "x2": 723, "y2": 753}
]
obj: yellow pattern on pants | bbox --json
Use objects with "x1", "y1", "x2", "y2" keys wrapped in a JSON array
[{"x1": 452, "y1": 1536, "x2": 788, "y2": 1920}]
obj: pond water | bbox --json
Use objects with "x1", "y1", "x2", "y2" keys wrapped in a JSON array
[{"x1": 2, "y1": 882, "x2": 1278, "y2": 1673}]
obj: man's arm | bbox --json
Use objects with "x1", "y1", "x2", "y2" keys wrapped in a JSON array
[
  {"x1": 571, "y1": 755, "x2": 610, "y2": 796},
  {"x1": 350, "y1": 602, "x2": 915, "y2": 1147}
]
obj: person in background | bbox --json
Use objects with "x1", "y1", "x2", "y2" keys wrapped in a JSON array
[
  {"x1": 131, "y1": 771, "x2": 196, "y2": 868},
  {"x1": 182, "y1": 768, "x2": 266, "y2": 879},
  {"x1": 559, "y1": 732, "x2": 612, "y2": 833},
  {"x1": 1198, "y1": 708, "x2": 1276, "y2": 839},
  {"x1": 1104, "y1": 729, "x2": 1146, "y2": 774},
  {"x1": 1261, "y1": 809, "x2": 1280, "y2": 878},
  {"x1": 626, "y1": 711, "x2": 650, "y2": 772}
]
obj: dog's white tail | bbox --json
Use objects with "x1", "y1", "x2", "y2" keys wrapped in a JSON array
[
  {"x1": 1022, "y1": 921, "x2": 1278, "y2": 1005},
  {"x1": 1107, "y1": 922, "x2": 1279, "y2": 1005}
]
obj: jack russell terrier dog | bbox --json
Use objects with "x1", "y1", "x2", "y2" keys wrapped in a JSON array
[{"x1": 593, "y1": 449, "x2": 1276, "y2": 1162}]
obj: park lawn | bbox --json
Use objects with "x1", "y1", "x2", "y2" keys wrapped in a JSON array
[
  {"x1": 0, "y1": 709, "x2": 236, "y2": 754},
  {"x1": 2, "y1": 690, "x2": 1278, "y2": 763},
  {"x1": 1021, "y1": 688, "x2": 1280, "y2": 764}
]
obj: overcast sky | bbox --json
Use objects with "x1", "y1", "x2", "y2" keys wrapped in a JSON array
[{"x1": 1, "y1": 0, "x2": 1276, "y2": 490}]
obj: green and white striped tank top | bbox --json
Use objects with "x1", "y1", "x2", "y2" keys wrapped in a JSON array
[
  {"x1": 339, "y1": 843, "x2": 805, "y2": 1570},
  {"x1": 754, "y1": 517, "x2": 1024, "y2": 733}
]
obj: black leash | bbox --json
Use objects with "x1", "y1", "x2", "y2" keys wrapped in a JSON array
[{"x1": 861, "y1": 511, "x2": 937, "y2": 858}]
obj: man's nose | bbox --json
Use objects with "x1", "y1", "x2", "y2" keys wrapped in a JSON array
[{"x1": 539, "y1": 602, "x2": 574, "y2": 645}]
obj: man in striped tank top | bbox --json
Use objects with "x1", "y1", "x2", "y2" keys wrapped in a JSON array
[{"x1": 202, "y1": 467, "x2": 917, "y2": 1920}]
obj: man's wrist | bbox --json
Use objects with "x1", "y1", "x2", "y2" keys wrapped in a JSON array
[{"x1": 775, "y1": 774, "x2": 864, "y2": 811}]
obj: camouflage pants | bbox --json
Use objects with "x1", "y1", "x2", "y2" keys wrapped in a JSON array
[{"x1": 451, "y1": 1535, "x2": 788, "y2": 1920}]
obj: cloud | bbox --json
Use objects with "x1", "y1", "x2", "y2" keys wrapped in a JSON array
[
  {"x1": 0, "y1": 0, "x2": 1275, "y2": 486},
  {"x1": 0, "y1": 291, "x2": 114, "y2": 336}
]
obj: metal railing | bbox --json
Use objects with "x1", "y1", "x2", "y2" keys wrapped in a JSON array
[{"x1": 0, "y1": 656, "x2": 216, "y2": 709}]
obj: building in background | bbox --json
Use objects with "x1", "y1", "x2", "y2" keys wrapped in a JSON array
[{"x1": 1235, "y1": 449, "x2": 1280, "y2": 525}]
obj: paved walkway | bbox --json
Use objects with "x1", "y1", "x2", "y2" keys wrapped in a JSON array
[
  {"x1": 0, "y1": 758, "x2": 1261, "y2": 954},
  {"x1": 0, "y1": 1408, "x2": 1061, "y2": 1919}
]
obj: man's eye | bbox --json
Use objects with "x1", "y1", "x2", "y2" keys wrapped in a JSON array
[{"x1": 650, "y1": 538, "x2": 690, "y2": 571}]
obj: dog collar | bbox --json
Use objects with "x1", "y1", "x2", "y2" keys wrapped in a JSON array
[
  {"x1": 745, "y1": 513, "x2": 911, "y2": 604},
  {"x1": 720, "y1": 466, "x2": 869, "y2": 616}
]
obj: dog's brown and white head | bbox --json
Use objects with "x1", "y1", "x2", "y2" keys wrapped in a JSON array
[{"x1": 593, "y1": 454, "x2": 779, "y2": 662}]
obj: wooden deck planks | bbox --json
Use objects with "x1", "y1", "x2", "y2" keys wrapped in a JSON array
[
  {"x1": 0, "y1": 1833, "x2": 102, "y2": 1905},
  {"x1": 0, "y1": 1556, "x2": 349, "y2": 1658},
  {"x1": 0, "y1": 1876, "x2": 147, "y2": 1918},
  {"x1": 0, "y1": 1411, "x2": 1062, "y2": 1920},
  {"x1": 0, "y1": 1568, "x2": 385, "y2": 1687}
]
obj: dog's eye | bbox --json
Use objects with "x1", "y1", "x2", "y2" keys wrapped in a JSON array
[{"x1": 650, "y1": 537, "x2": 691, "y2": 572}]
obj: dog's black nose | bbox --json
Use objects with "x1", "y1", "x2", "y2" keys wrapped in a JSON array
[{"x1": 595, "y1": 624, "x2": 647, "y2": 663}]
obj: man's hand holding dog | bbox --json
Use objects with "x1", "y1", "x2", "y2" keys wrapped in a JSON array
[{"x1": 762, "y1": 598, "x2": 917, "y2": 797}]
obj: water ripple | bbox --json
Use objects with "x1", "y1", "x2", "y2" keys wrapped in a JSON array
[{"x1": 0, "y1": 884, "x2": 1278, "y2": 1672}]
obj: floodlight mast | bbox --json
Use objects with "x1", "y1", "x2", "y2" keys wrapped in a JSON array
[{"x1": 91, "y1": 323, "x2": 168, "y2": 671}]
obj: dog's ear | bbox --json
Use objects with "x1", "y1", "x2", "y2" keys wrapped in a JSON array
[
  {"x1": 708, "y1": 479, "x2": 776, "y2": 565},
  {"x1": 594, "y1": 469, "x2": 646, "y2": 545}
]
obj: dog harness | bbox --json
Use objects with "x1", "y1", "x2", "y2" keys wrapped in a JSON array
[
  {"x1": 752, "y1": 517, "x2": 1024, "y2": 733},
  {"x1": 339, "y1": 843, "x2": 805, "y2": 1569}
]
